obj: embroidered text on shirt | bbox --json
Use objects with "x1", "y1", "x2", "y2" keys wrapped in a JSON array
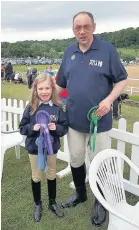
[{"x1": 89, "y1": 60, "x2": 103, "y2": 67}]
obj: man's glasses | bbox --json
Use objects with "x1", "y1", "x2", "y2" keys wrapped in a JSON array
[{"x1": 74, "y1": 24, "x2": 92, "y2": 32}]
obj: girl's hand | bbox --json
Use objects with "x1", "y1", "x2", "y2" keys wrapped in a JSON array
[
  {"x1": 33, "y1": 124, "x2": 40, "y2": 131},
  {"x1": 48, "y1": 123, "x2": 56, "y2": 130}
]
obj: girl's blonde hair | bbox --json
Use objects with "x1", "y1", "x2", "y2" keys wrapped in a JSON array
[{"x1": 29, "y1": 73, "x2": 62, "y2": 114}]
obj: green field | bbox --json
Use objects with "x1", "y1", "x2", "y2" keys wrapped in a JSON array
[
  {"x1": 118, "y1": 47, "x2": 138, "y2": 56},
  {"x1": 1, "y1": 83, "x2": 139, "y2": 230}
]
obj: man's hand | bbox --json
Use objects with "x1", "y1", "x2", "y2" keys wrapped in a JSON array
[
  {"x1": 33, "y1": 124, "x2": 40, "y2": 131},
  {"x1": 48, "y1": 123, "x2": 56, "y2": 130},
  {"x1": 52, "y1": 76, "x2": 56, "y2": 84},
  {"x1": 96, "y1": 98, "x2": 112, "y2": 117},
  {"x1": 55, "y1": 84, "x2": 64, "y2": 95}
]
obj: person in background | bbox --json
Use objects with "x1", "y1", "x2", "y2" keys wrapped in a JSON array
[
  {"x1": 14, "y1": 72, "x2": 24, "y2": 84},
  {"x1": 28, "y1": 68, "x2": 38, "y2": 89},
  {"x1": 44, "y1": 65, "x2": 55, "y2": 77},
  {"x1": 27, "y1": 65, "x2": 32, "y2": 77},
  {"x1": 113, "y1": 98, "x2": 119, "y2": 120},
  {"x1": 1, "y1": 64, "x2": 6, "y2": 79},
  {"x1": 113, "y1": 93, "x2": 129, "y2": 119},
  {"x1": 5, "y1": 62, "x2": 13, "y2": 82}
]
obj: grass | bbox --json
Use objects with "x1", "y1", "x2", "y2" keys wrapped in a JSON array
[
  {"x1": 1, "y1": 83, "x2": 139, "y2": 230},
  {"x1": 117, "y1": 47, "x2": 139, "y2": 58},
  {"x1": 1, "y1": 82, "x2": 30, "y2": 101},
  {"x1": 130, "y1": 95, "x2": 139, "y2": 101}
]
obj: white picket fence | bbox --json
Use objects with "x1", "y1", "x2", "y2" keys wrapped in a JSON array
[
  {"x1": 125, "y1": 86, "x2": 139, "y2": 95},
  {"x1": 125, "y1": 78, "x2": 139, "y2": 95},
  {"x1": 1, "y1": 98, "x2": 139, "y2": 196}
]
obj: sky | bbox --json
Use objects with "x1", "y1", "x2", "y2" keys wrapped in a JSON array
[{"x1": 1, "y1": 1, "x2": 139, "y2": 43}]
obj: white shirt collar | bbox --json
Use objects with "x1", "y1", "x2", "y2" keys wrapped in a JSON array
[{"x1": 39, "y1": 100, "x2": 53, "y2": 107}]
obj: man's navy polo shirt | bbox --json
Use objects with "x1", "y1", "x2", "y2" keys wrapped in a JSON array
[{"x1": 56, "y1": 37, "x2": 127, "y2": 133}]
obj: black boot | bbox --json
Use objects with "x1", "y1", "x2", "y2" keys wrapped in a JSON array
[
  {"x1": 61, "y1": 163, "x2": 87, "y2": 208},
  {"x1": 47, "y1": 178, "x2": 64, "y2": 218},
  {"x1": 31, "y1": 179, "x2": 42, "y2": 222},
  {"x1": 91, "y1": 184, "x2": 107, "y2": 226}
]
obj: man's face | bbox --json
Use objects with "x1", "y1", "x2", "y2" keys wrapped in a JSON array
[{"x1": 73, "y1": 14, "x2": 96, "y2": 46}]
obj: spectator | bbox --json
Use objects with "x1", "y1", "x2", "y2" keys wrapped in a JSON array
[
  {"x1": 44, "y1": 66, "x2": 55, "y2": 77},
  {"x1": 113, "y1": 98, "x2": 119, "y2": 120},
  {"x1": 1, "y1": 64, "x2": 6, "y2": 79},
  {"x1": 28, "y1": 68, "x2": 37, "y2": 89},
  {"x1": 27, "y1": 65, "x2": 32, "y2": 77},
  {"x1": 113, "y1": 93, "x2": 129, "y2": 119},
  {"x1": 5, "y1": 62, "x2": 13, "y2": 82},
  {"x1": 14, "y1": 72, "x2": 24, "y2": 84}
]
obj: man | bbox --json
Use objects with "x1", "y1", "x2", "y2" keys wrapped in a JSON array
[
  {"x1": 56, "y1": 11, "x2": 127, "y2": 226},
  {"x1": 28, "y1": 68, "x2": 37, "y2": 89},
  {"x1": 5, "y1": 62, "x2": 13, "y2": 82},
  {"x1": 27, "y1": 65, "x2": 32, "y2": 77},
  {"x1": 113, "y1": 98, "x2": 119, "y2": 120},
  {"x1": 113, "y1": 93, "x2": 129, "y2": 119}
]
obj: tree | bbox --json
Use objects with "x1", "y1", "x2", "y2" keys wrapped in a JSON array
[
  {"x1": 49, "y1": 48, "x2": 57, "y2": 59},
  {"x1": 1, "y1": 27, "x2": 139, "y2": 58}
]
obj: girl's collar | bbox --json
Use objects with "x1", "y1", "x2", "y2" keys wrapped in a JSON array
[{"x1": 39, "y1": 100, "x2": 53, "y2": 107}]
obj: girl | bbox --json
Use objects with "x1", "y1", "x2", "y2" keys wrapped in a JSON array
[{"x1": 19, "y1": 73, "x2": 68, "y2": 222}]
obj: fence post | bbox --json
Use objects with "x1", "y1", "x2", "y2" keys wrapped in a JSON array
[
  {"x1": 1, "y1": 98, "x2": 7, "y2": 131},
  {"x1": 131, "y1": 87, "x2": 133, "y2": 95},
  {"x1": 130, "y1": 122, "x2": 139, "y2": 184},
  {"x1": 117, "y1": 118, "x2": 126, "y2": 172},
  {"x1": 19, "y1": 100, "x2": 24, "y2": 121},
  {"x1": 7, "y1": 98, "x2": 13, "y2": 131},
  {"x1": 13, "y1": 99, "x2": 18, "y2": 130}
]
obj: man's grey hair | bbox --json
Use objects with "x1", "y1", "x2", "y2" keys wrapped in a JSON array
[{"x1": 73, "y1": 11, "x2": 95, "y2": 24}]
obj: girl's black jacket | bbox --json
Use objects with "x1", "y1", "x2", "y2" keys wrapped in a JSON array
[{"x1": 19, "y1": 103, "x2": 68, "y2": 155}]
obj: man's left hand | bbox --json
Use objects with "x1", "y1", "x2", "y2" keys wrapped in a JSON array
[{"x1": 96, "y1": 98, "x2": 112, "y2": 117}]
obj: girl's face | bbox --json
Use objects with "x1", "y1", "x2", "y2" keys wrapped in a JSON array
[{"x1": 37, "y1": 79, "x2": 52, "y2": 102}]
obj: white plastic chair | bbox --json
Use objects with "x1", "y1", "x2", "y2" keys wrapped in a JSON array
[
  {"x1": 1, "y1": 121, "x2": 23, "y2": 179},
  {"x1": 89, "y1": 149, "x2": 139, "y2": 230}
]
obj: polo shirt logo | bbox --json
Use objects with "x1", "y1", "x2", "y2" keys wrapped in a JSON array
[
  {"x1": 71, "y1": 55, "x2": 75, "y2": 60},
  {"x1": 89, "y1": 60, "x2": 103, "y2": 67}
]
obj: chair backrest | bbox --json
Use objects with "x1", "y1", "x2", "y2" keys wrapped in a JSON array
[{"x1": 89, "y1": 149, "x2": 139, "y2": 207}]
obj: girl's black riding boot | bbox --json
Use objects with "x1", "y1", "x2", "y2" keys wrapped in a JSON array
[
  {"x1": 31, "y1": 179, "x2": 42, "y2": 222},
  {"x1": 47, "y1": 178, "x2": 64, "y2": 218}
]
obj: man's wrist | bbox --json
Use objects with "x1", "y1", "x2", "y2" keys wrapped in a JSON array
[{"x1": 107, "y1": 95, "x2": 115, "y2": 104}]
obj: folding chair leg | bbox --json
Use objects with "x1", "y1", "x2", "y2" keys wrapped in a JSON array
[
  {"x1": 15, "y1": 145, "x2": 20, "y2": 159},
  {"x1": 1, "y1": 149, "x2": 5, "y2": 180}
]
